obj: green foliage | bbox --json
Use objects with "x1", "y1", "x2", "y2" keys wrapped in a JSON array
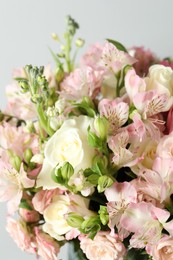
[
  {"x1": 75, "y1": 96, "x2": 96, "y2": 117},
  {"x1": 19, "y1": 199, "x2": 33, "y2": 210},
  {"x1": 125, "y1": 249, "x2": 150, "y2": 260},
  {"x1": 107, "y1": 38, "x2": 128, "y2": 53}
]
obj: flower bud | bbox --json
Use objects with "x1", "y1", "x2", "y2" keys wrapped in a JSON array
[
  {"x1": 61, "y1": 162, "x2": 74, "y2": 180},
  {"x1": 66, "y1": 212, "x2": 84, "y2": 228},
  {"x1": 24, "y1": 148, "x2": 33, "y2": 164},
  {"x1": 19, "y1": 207, "x2": 40, "y2": 223},
  {"x1": 75, "y1": 38, "x2": 85, "y2": 48},
  {"x1": 11, "y1": 155, "x2": 22, "y2": 172},
  {"x1": 94, "y1": 116, "x2": 109, "y2": 140},
  {"x1": 51, "y1": 33, "x2": 59, "y2": 41}
]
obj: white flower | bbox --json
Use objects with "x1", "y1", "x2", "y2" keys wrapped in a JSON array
[
  {"x1": 43, "y1": 195, "x2": 71, "y2": 241},
  {"x1": 147, "y1": 64, "x2": 173, "y2": 96},
  {"x1": 37, "y1": 115, "x2": 95, "y2": 189}
]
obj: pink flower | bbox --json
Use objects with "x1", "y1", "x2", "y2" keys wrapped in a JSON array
[
  {"x1": 166, "y1": 105, "x2": 173, "y2": 134},
  {"x1": 156, "y1": 131, "x2": 173, "y2": 159},
  {"x1": 125, "y1": 68, "x2": 173, "y2": 119},
  {"x1": 108, "y1": 131, "x2": 133, "y2": 166},
  {"x1": 19, "y1": 205, "x2": 40, "y2": 223},
  {"x1": 159, "y1": 59, "x2": 173, "y2": 70},
  {"x1": 80, "y1": 232, "x2": 127, "y2": 260},
  {"x1": 80, "y1": 43, "x2": 104, "y2": 71},
  {"x1": 147, "y1": 235, "x2": 173, "y2": 260},
  {"x1": 0, "y1": 162, "x2": 34, "y2": 214},
  {"x1": 0, "y1": 122, "x2": 39, "y2": 158},
  {"x1": 105, "y1": 181, "x2": 137, "y2": 239},
  {"x1": 101, "y1": 42, "x2": 136, "y2": 74},
  {"x1": 60, "y1": 66, "x2": 103, "y2": 100},
  {"x1": 98, "y1": 98, "x2": 129, "y2": 134},
  {"x1": 5, "y1": 82, "x2": 36, "y2": 120},
  {"x1": 129, "y1": 46, "x2": 157, "y2": 77},
  {"x1": 34, "y1": 228, "x2": 60, "y2": 260},
  {"x1": 121, "y1": 201, "x2": 173, "y2": 248},
  {"x1": 32, "y1": 188, "x2": 62, "y2": 214},
  {"x1": 6, "y1": 217, "x2": 35, "y2": 254}
]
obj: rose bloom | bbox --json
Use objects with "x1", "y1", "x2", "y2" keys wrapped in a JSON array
[
  {"x1": 37, "y1": 115, "x2": 96, "y2": 189},
  {"x1": 80, "y1": 232, "x2": 126, "y2": 260},
  {"x1": 146, "y1": 64, "x2": 173, "y2": 97},
  {"x1": 148, "y1": 235, "x2": 173, "y2": 260},
  {"x1": 43, "y1": 194, "x2": 93, "y2": 241}
]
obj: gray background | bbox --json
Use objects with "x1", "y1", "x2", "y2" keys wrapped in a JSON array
[{"x1": 0, "y1": 0, "x2": 172, "y2": 259}]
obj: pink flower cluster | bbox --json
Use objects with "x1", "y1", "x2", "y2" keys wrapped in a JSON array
[{"x1": 1, "y1": 30, "x2": 173, "y2": 260}]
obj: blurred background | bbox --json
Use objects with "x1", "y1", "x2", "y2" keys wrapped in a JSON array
[{"x1": 0, "y1": 0, "x2": 172, "y2": 259}]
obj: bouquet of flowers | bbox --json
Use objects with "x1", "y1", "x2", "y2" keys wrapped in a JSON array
[{"x1": 1, "y1": 16, "x2": 173, "y2": 260}]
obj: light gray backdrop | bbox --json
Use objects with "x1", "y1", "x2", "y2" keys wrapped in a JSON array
[{"x1": 0, "y1": 0, "x2": 172, "y2": 259}]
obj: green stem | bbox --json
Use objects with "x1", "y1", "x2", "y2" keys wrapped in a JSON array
[
  {"x1": 65, "y1": 34, "x2": 72, "y2": 72},
  {"x1": 37, "y1": 104, "x2": 54, "y2": 136}
]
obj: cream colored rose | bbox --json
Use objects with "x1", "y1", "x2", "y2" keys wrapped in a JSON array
[
  {"x1": 37, "y1": 115, "x2": 95, "y2": 189},
  {"x1": 43, "y1": 195, "x2": 71, "y2": 241},
  {"x1": 80, "y1": 231, "x2": 126, "y2": 260},
  {"x1": 147, "y1": 64, "x2": 173, "y2": 96},
  {"x1": 43, "y1": 194, "x2": 94, "y2": 241}
]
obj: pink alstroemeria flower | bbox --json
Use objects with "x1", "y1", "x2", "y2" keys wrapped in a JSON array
[
  {"x1": 108, "y1": 130, "x2": 133, "y2": 166},
  {"x1": 139, "y1": 157, "x2": 173, "y2": 204},
  {"x1": 101, "y1": 42, "x2": 136, "y2": 74},
  {"x1": 98, "y1": 98, "x2": 129, "y2": 134},
  {"x1": 121, "y1": 202, "x2": 173, "y2": 248},
  {"x1": 105, "y1": 181, "x2": 137, "y2": 239},
  {"x1": 125, "y1": 68, "x2": 173, "y2": 119},
  {"x1": 0, "y1": 162, "x2": 35, "y2": 214}
]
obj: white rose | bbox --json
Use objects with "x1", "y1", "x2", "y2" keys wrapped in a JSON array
[
  {"x1": 43, "y1": 194, "x2": 95, "y2": 241},
  {"x1": 147, "y1": 64, "x2": 173, "y2": 96},
  {"x1": 43, "y1": 195, "x2": 71, "y2": 241},
  {"x1": 37, "y1": 115, "x2": 95, "y2": 189}
]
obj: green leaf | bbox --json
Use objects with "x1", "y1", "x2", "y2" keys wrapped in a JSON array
[
  {"x1": 68, "y1": 240, "x2": 88, "y2": 260},
  {"x1": 107, "y1": 38, "x2": 128, "y2": 53},
  {"x1": 125, "y1": 249, "x2": 150, "y2": 260},
  {"x1": 19, "y1": 199, "x2": 33, "y2": 210}
]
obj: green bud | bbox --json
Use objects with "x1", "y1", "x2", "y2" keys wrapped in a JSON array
[
  {"x1": 24, "y1": 148, "x2": 33, "y2": 164},
  {"x1": 51, "y1": 33, "x2": 59, "y2": 41},
  {"x1": 31, "y1": 94, "x2": 43, "y2": 103},
  {"x1": 55, "y1": 67, "x2": 65, "y2": 82},
  {"x1": 92, "y1": 154, "x2": 108, "y2": 169},
  {"x1": 61, "y1": 162, "x2": 74, "y2": 180},
  {"x1": 11, "y1": 155, "x2": 22, "y2": 172},
  {"x1": 97, "y1": 176, "x2": 113, "y2": 193},
  {"x1": 51, "y1": 166, "x2": 64, "y2": 184},
  {"x1": 66, "y1": 212, "x2": 84, "y2": 228},
  {"x1": 81, "y1": 216, "x2": 101, "y2": 239},
  {"x1": 87, "y1": 128, "x2": 102, "y2": 148},
  {"x1": 19, "y1": 81, "x2": 29, "y2": 93},
  {"x1": 98, "y1": 206, "x2": 109, "y2": 225},
  {"x1": 75, "y1": 38, "x2": 85, "y2": 48},
  {"x1": 94, "y1": 116, "x2": 109, "y2": 140}
]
